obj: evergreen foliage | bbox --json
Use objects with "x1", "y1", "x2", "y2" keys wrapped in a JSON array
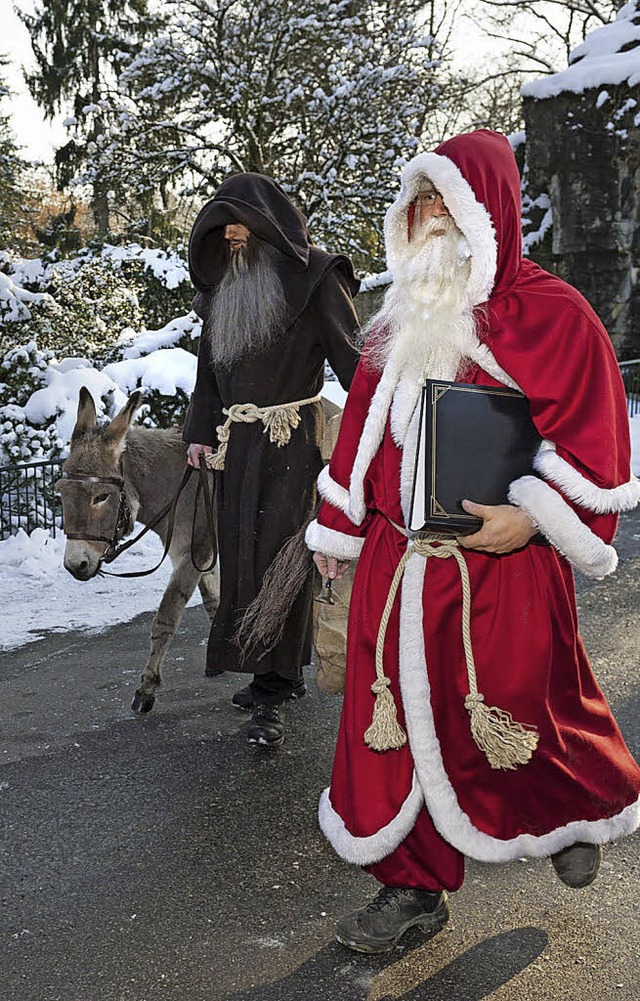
[
  {"x1": 0, "y1": 61, "x2": 27, "y2": 251},
  {"x1": 19, "y1": 0, "x2": 165, "y2": 232},
  {"x1": 62, "y1": 0, "x2": 461, "y2": 270},
  {"x1": 0, "y1": 341, "x2": 65, "y2": 463}
]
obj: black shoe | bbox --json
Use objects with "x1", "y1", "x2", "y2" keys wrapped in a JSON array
[
  {"x1": 231, "y1": 675, "x2": 307, "y2": 712},
  {"x1": 247, "y1": 704, "x2": 285, "y2": 747},
  {"x1": 335, "y1": 886, "x2": 449, "y2": 954},
  {"x1": 551, "y1": 842, "x2": 602, "y2": 888}
]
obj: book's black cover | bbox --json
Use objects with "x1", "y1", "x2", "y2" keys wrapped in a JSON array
[{"x1": 410, "y1": 380, "x2": 541, "y2": 534}]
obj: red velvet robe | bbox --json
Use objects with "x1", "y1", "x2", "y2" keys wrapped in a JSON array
[{"x1": 306, "y1": 130, "x2": 640, "y2": 871}]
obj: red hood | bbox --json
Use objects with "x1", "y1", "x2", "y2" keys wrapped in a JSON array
[
  {"x1": 384, "y1": 129, "x2": 523, "y2": 302},
  {"x1": 434, "y1": 130, "x2": 522, "y2": 295}
]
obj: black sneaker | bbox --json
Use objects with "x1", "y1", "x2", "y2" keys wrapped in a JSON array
[
  {"x1": 551, "y1": 842, "x2": 602, "y2": 888},
  {"x1": 231, "y1": 675, "x2": 307, "y2": 712},
  {"x1": 247, "y1": 704, "x2": 285, "y2": 747},
  {"x1": 335, "y1": 886, "x2": 449, "y2": 954}
]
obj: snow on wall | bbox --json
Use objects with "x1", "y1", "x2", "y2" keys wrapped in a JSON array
[{"x1": 522, "y1": 3, "x2": 640, "y2": 100}]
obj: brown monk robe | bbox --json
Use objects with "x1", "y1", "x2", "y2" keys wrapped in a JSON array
[{"x1": 183, "y1": 172, "x2": 360, "y2": 745}]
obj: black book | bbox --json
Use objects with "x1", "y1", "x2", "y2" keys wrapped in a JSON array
[{"x1": 409, "y1": 379, "x2": 541, "y2": 535}]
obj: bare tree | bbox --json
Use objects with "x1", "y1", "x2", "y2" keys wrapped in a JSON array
[{"x1": 473, "y1": 0, "x2": 619, "y2": 73}]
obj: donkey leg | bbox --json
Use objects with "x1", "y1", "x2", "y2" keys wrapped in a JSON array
[
  {"x1": 131, "y1": 559, "x2": 202, "y2": 715},
  {"x1": 197, "y1": 565, "x2": 220, "y2": 622}
]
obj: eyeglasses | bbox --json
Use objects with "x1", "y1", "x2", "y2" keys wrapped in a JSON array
[{"x1": 415, "y1": 190, "x2": 441, "y2": 205}]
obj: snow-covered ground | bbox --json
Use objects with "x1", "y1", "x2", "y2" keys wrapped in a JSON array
[{"x1": 0, "y1": 524, "x2": 189, "y2": 651}]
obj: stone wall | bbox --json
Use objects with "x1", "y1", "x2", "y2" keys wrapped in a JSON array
[
  {"x1": 521, "y1": 3, "x2": 640, "y2": 360},
  {"x1": 523, "y1": 87, "x2": 639, "y2": 358}
]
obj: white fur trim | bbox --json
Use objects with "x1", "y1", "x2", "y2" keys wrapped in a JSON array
[
  {"x1": 384, "y1": 152, "x2": 498, "y2": 305},
  {"x1": 317, "y1": 465, "x2": 351, "y2": 515},
  {"x1": 400, "y1": 393, "x2": 422, "y2": 529},
  {"x1": 398, "y1": 552, "x2": 640, "y2": 862},
  {"x1": 318, "y1": 773, "x2": 424, "y2": 866},
  {"x1": 467, "y1": 342, "x2": 522, "y2": 391},
  {"x1": 346, "y1": 361, "x2": 400, "y2": 525},
  {"x1": 304, "y1": 519, "x2": 364, "y2": 560},
  {"x1": 534, "y1": 445, "x2": 640, "y2": 515},
  {"x1": 390, "y1": 370, "x2": 422, "y2": 447},
  {"x1": 509, "y1": 475, "x2": 618, "y2": 578}
]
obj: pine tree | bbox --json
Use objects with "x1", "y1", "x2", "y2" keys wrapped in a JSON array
[
  {"x1": 19, "y1": 0, "x2": 164, "y2": 234},
  {"x1": 0, "y1": 60, "x2": 26, "y2": 250},
  {"x1": 74, "y1": 0, "x2": 461, "y2": 269}
]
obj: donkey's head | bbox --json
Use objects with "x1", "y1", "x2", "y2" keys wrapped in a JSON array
[{"x1": 57, "y1": 387, "x2": 144, "y2": 580}]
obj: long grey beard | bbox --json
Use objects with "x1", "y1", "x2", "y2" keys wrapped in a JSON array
[{"x1": 204, "y1": 240, "x2": 287, "y2": 367}]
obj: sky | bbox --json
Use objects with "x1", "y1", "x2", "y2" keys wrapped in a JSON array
[
  {"x1": 3, "y1": 1, "x2": 66, "y2": 162},
  {"x1": 1, "y1": 0, "x2": 500, "y2": 163}
]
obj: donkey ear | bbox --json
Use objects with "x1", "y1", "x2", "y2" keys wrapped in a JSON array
[
  {"x1": 71, "y1": 386, "x2": 97, "y2": 439},
  {"x1": 104, "y1": 390, "x2": 145, "y2": 446}
]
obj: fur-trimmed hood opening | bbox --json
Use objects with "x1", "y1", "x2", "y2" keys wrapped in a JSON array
[{"x1": 384, "y1": 130, "x2": 523, "y2": 303}]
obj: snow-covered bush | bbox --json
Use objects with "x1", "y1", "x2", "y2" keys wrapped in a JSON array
[
  {"x1": 4, "y1": 256, "x2": 144, "y2": 364},
  {"x1": 0, "y1": 342, "x2": 68, "y2": 537},
  {"x1": 2, "y1": 243, "x2": 193, "y2": 363},
  {"x1": 98, "y1": 244, "x2": 193, "y2": 329},
  {"x1": 0, "y1": 341, "x2": 66, "y2": 464}
]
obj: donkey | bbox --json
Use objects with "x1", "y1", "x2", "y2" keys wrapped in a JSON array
[{"x1": 57, "y1": 386, "x2": 219, "y2": 715}]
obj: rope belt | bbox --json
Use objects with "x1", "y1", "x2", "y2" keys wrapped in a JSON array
[
  {"x1": 365, "y1": 522, "x2": 539, "y2": 771},
  {"x1": 206, "y1": 394, "x2": 322, "y2": 471}
]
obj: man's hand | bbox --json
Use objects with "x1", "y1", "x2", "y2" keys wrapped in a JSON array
[
  {"x1": 187, "y1": 443, "x2": 213, "y2": 468},
  {"x1": 457, "y1": 500, "x2": 537, "y2": 554},
  {"x1": 313, "y1": 552, "x2": 351, "y2": 580}
]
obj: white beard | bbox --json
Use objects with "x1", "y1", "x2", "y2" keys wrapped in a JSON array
[{"x1": 366, "y1": 218, "x2": 479, "y2": 381}]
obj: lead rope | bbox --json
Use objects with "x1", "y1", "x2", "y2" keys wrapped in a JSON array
[
  {"x1": 206, "y1": 394, "x2": 322, "y2": 471},
  {"x1": 365, "y1": 530, "x2": 539, "y2": 771}
]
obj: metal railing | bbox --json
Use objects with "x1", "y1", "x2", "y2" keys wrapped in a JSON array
[
  {"x1": 0, "y1": 459, "x2": 64, "y2": 540},
  {"x1": 621, "y1": 359, "x2": 640, "y2": 417}
]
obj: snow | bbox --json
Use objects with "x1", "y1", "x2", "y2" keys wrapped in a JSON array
[
  {"x1": 118, "y1": 314, "x2": 201, "y2": 359},
  {"x1": 24, "y1": 362, "x2": 127, "y2": 442},
  {"x1": 360, "y1": 270, "x2": 392, "y2": 292},
  {"x1": 100, "y1": 244, "x2": 189, "y2": 289},
  {"x1": 0, "y1": 525, "x2": 192, "y2": 651},
  {"x1": 0, "y1": 271, "x2": 53, "y2": 322},
  {"x1": 103, "y1": 347, "x2": 197, "y2": 397},
  {"x1": 522, "y1": 3, "x2": 640, "y2": 99}
]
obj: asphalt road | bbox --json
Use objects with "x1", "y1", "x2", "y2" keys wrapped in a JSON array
[{"x1": 2, "y1": 512, "x2": 640, "y2": 1001}]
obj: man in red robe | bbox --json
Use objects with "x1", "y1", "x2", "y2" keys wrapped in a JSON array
[{"x1": 306, "y1": 129, "x2": 640, "y2": 953}]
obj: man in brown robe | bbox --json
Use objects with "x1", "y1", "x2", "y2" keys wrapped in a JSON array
[{"x1": 184, "y1": 173, "x2": 360, "y2": 747}]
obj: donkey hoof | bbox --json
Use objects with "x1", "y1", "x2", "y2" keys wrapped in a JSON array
[{"x1": 131, "y1": 691, "x2": 156, "y2": 715}]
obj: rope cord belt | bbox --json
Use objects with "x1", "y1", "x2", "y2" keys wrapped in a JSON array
[
  {"x1": 206, "y1": 394, "x2": 322, "y2": 471},
  {"x1": 365, "y1": 523, "x2": 539, "y2": 771}
]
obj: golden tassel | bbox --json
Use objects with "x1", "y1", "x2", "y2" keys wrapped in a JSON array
[
  {"x1": 465, "y1": 693, "x2": 539, "y2": 771},
  {"x1": 364, "y1": 676, "x2": 407, "y2": 751}
]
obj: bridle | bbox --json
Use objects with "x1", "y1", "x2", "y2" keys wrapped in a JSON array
[
  {"x1": 62, "y1": 470, "x2": 133, "y2": 561},
  {"x1": 60, "y1": 461, "x2": 217, "y2": 578}
]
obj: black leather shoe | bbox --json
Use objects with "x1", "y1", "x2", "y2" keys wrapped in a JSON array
[
  {"x1": 232, "y1": 675, "x2": 307, "y2": 712},
  {"x1": 247, "y1": 704, "x2": 285, "y2": 747},
  {"x1": 336, "y1": 886, "x2": 449, "y2": 954},
  {"x1": 551, "y1": 842, "x2": 602, "y2": 888}
]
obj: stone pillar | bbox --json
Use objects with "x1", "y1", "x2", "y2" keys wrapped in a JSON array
[{"x1": 521, "y1": 2, "x2": 640, "y2": 359}]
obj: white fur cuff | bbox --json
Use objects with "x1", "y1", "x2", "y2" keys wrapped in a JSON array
[
  {"x1": 317, "y1": 465, "x2": 351, "y2": 515},
  {"x1": 508, "y1": 475, "x2": 618, "y2": 579},
  {"x1": 305, "y1": 519, "x2": 365, "y2": 560},
  {"x1": 534, "y1": 446, "x2": 640, "y2": 514}
]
